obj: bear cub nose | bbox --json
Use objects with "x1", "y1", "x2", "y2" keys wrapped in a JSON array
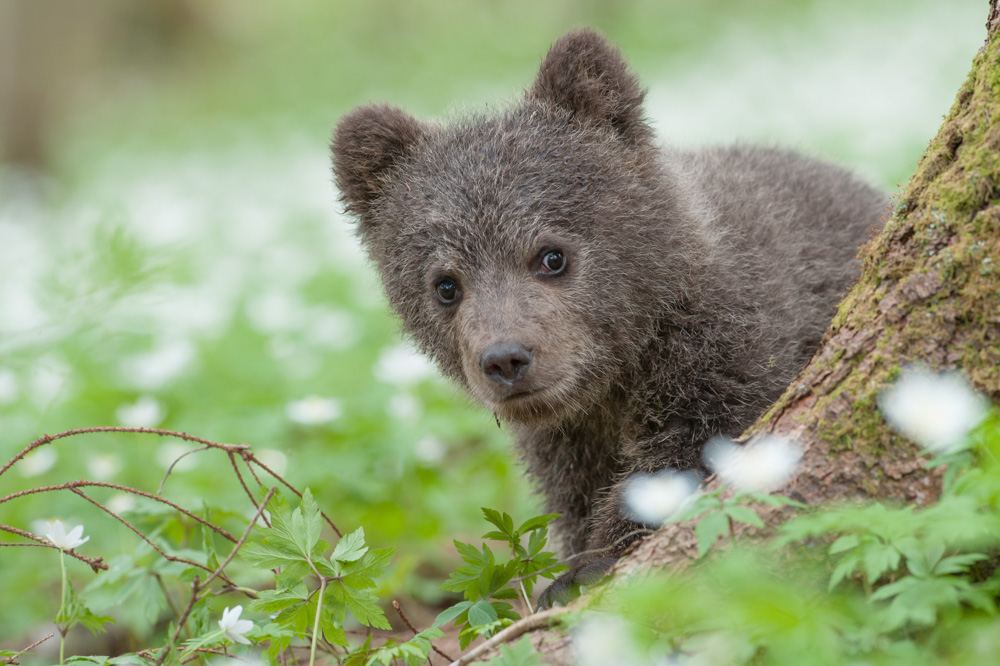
[{"x1": 481, "y1": 342, "x2": 533, "y2": 385}]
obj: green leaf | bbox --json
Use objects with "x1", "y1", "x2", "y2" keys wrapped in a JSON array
[
  {"x1": 328, "y1": 581, "x2": 391, "y2": 630},
  {"x1": 332, "y1": 526, "x2": 369, "y2": 563},
  {"x1": 434, "y1": 601, "x2": 473, "y2": 627},
  {"x1": 517, "y1": 514, "x2": 561, "y2": 534},
  {"x1": 723, "y1": 504, "x2": 765, "y2": 528},
  {"x1": 828, "y1": 535, "x2": 860, "y2": 555},
  {"x1": 468, "y1": 600, "x2": 500, "y2": 627},
  {"x1": 250, "y1": 587, "x2": 307, "y2": 613},
  {"x1": 240, "y1": 541, "x2": 306, "y2": 570},
  {"x1": 695, "y1": 510, "x2": 730, "y2": 558},
  {"x1": 486, "y1": 637, "x2": 544, "y2": 666}
]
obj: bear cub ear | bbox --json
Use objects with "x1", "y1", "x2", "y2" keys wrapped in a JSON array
[
  {"x1": 529, "y1": 28, "x2": 651, "y2": 145},
  {"x1": 331, "y1": 103, "x2": 428, "y2": 218}
]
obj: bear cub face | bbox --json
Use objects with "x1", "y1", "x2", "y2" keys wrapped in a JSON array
[{"x1": 333, "y1": 31, "x2": 676, "y2": 427}]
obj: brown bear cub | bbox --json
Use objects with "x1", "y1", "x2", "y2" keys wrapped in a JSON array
[{"x1": 331, "y1": 29, "x2": 887, "y2": 605}]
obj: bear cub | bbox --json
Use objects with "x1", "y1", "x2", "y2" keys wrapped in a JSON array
[{"x1": 331, "y1": 29, "x2": 887, "y2": 605}]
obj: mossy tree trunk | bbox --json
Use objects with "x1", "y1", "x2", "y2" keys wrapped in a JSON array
[{"x1": 476, "y1": 3, "x2": 1000, "y2": 664}]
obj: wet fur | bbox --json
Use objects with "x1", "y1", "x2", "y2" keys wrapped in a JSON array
[{"x1": 331, "y1": 29, "x2": 887, "y2": 577}]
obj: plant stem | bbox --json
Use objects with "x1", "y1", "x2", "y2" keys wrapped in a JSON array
[
  {"x1": 309, "y1": 577, "x2": 327, "y2": 666},
  {"x1": 519, "y1": 580, "x2": 534, "y2": 615},
  {"x1": 59, "y1": 548, "x2": 67, "y2": 666}
]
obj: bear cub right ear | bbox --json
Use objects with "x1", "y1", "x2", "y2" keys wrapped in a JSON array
[{"x1": 331, "y1": 103, "x2": 427, "y2": 218}]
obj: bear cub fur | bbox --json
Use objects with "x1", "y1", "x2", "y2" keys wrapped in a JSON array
[{"x1": 331, "y1": 29, "x2": 887, "y2": 603}]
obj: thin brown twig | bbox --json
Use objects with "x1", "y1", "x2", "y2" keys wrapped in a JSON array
[
  {"x1": 180, "y1": 647, "x2": 261, "y2": 664},
  {"x1": 1, "y1": 632, "x2": 56, "y2": 665},
  {"x1": 201, "y1": 488, "x2": 276, "y2": 589},
  {"x1": 240, "y1": 450, "x2": 265, "y2": 487},
  {"x1": 393, "y1": 600, "x2": 456, "y2": 662},
  {"x1": 0, "y1": 427, "x2": 251, "y2": 480},
  {"x1": 157, "y1": 576, "x2": 200, "y2": 666},
  {"x1": 246, "y1": 454, "x2": 341, "y2": 536},
  {"x1": 70, "y1": 488, "x2": 230, "y2": 582},
  {"x1": 158, "y1": 445, "x2": 211, "y2": 494},
  {"x1": 1, "y1": 481, "x2": 237, "y2": 541},
  {"x1": 447, "y1": 607, "x2": 565, "y2": 666},
  {"x1": 0, "y1": 524, "x2": 108, "y2": 571},
  {"x1": 228, "y1": 453, "x2": 270, "y2": 528}
]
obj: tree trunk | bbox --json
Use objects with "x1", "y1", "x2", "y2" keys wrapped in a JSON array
[{"x1": 473, "y1": 2, "x2": 1000, "y2": 663}]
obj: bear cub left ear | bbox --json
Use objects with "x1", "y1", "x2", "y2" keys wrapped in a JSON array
[
  {"x1": 529, "y1": 28, "x2": 651, "y2": 145},
  {"x1": 331, "y1": 103, "x2": 428, "y2": 219}
]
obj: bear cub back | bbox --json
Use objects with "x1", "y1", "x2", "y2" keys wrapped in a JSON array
[{"x1": 331, "y1": 29, "x2": 887, "y2": 593}]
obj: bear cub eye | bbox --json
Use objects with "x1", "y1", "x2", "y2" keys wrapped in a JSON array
[
  {"x1": 435, "y1": 278, "x2": 461, "y2": 304},
  {"x1": 540, "y1": 250, "x2": 567, "y2": 275}
]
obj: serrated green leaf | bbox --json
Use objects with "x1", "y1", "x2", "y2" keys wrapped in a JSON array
[
  {"x1": 332, "y1": 526, "x2": 368, "y2": 563},
  {"x1": 328, "y1": 581, "x2": 391, "y2": 630},
  {"x1": 828, "y1": 535, "x2": 860, "y2": 555},
  {"x1": 695, "y1": 510, "x2": 730, "y2": 558},
  {"x1": 723, "y1": 504, "x2": 765, "y2": 528},
  {"x1": 468, "y1": 600, "x2": 499, "y2": 626},
  {"x1": 249, "y1": 588, "x2": 307, "y2": 613},
  {"x1": 517, "y1": 513, "x2": 560, "y2": 534},
  {"x1": 240, "y1": 541, "x2": 306, "y2": 570},
  {"x1": 434, "y1": 601, "x2": 473, "y2": 627}
]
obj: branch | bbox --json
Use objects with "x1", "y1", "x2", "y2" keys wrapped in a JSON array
[{"x1": 0, "y1": 523, "x2": 107, "y2": 572}]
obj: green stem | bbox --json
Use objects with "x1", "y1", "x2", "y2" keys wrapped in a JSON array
[
  {"x1": 58, "y1": 549, "x2": 67, "y2": 666},
  {"x1": 309, "y1": 578, "x2": 327, "y2": 666}
]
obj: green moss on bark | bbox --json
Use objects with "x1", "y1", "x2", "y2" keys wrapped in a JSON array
[{"x1": 755, "y1": 31, "x2": 1000, "y2": 465}]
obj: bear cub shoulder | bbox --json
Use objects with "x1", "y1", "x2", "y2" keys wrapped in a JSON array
[{"x1": 331, "y1": 28, "x2": 887, "y2": 604}]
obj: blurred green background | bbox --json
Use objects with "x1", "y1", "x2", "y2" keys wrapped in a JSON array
[{"x1": 0, "y1": 0, "x2": 986, "y2": 649}]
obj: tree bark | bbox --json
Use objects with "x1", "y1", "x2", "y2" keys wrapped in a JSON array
[{"x1": 473, "y1": 2, "x2": 1000, "y2": 663}]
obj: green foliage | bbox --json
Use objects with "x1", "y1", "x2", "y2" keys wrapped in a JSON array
[
  {"x1": 436, "y1": 509, "x2": 566, "y2": 649},
  {"x1": 485, "y1": 637, "x2": 545, "y2": 666},
  {"x1": 580, "y1": 411, "x2": 1000, "y2": 666}
]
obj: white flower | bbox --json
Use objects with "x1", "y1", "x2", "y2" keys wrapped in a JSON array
[
  {"x1": 87, "y1": 453, "x2": 123, "y2": 480},
  {"x1": 0, "y1": 368, "x2": 18, "y2": 404},
  {"x1": 116, "y1": 395, "x2": 166, "y2": 428},
  {"x1": 218, "y1": 605, "x2": 254, "y2": 645},
  {"x1": 879, "y1": 366, "x2": 988, "y2": 454},
  {"x1": 703, "y1": 435, "x2": 802, "y2": 493},
  {"x1": 623, "y1": 470, "x2": 699, "y2": 524},
  {"x1": 373, "y1": 345, "x2": 436, "y2": 386},
  {"x1": 387, "y1": 393, "x2": 422, "y2": 422},
  {"x1": 414, "y1": 436, "x2": 446, "y2": 464},
  {"x1": 255, "y1": 449, "x2": 288, "y2": 476},
  {"x1": 285, "y1": 395, "x2": 342, "y2": 425},
  {"x1": 573, "y1": 614, "x2": 648, "y2": 666},
  {"x1": 43, "y1": 520, "x2": 89, "y2": 551},
  {"x1": 106, "y1": 493, "x2": 136, "y2": 515},
  {"x1": 19, "y1": 448, "x2": 57, "y2": 477}
]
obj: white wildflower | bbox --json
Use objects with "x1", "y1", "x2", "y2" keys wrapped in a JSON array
[
  {"x1": 414, "y1": 436, "x2": 446, "y2": 465},
  {"x1": 623, "y1": 469, "x2": 699, "y2": 524},
  {"x1": 703, "y1": 435, "x2": 803, "y2": 493},
  {"x1": 255, "y1": 449, "x2": 288, "y2": 476},
  {"x1": 106, "y1": 493, "x2": 136, "y2": 515},
  {"x1": 87, "y1": 453, "x2": 123, "y2": 480},
  {"x1": 285, "y1": 395, "x2": 342, "y2": 425},
  {"x1": 43, "y1": 519, "x2": 89, "y2": 551},
  {"x1": 115, "y1": 395, "x2": 165, "y2": 428},
  {"x1": 573, "y1": 614, "x2": 648, "y2": 666},
  {"x1": 879, "y1": 366, "x2": 988, "y2": 454},
  {"x1": 121, "y1": 339, "x2": 195, "y2": 390},
  {"x1": 373, "y1": 345, "x2": 436, "y2": 386},
  {"x1": 19, "y1": 448, "x2": 57, "y2": 477},
  {"x1": 218, "y1": 605, "x2": 254, "y2": 645},
  {"x1": 387, "y1": 393, "x2": 422, "y2": 422},
  {"x1": 0, "y1": 368, "x2": 18, "y2": 404}
]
